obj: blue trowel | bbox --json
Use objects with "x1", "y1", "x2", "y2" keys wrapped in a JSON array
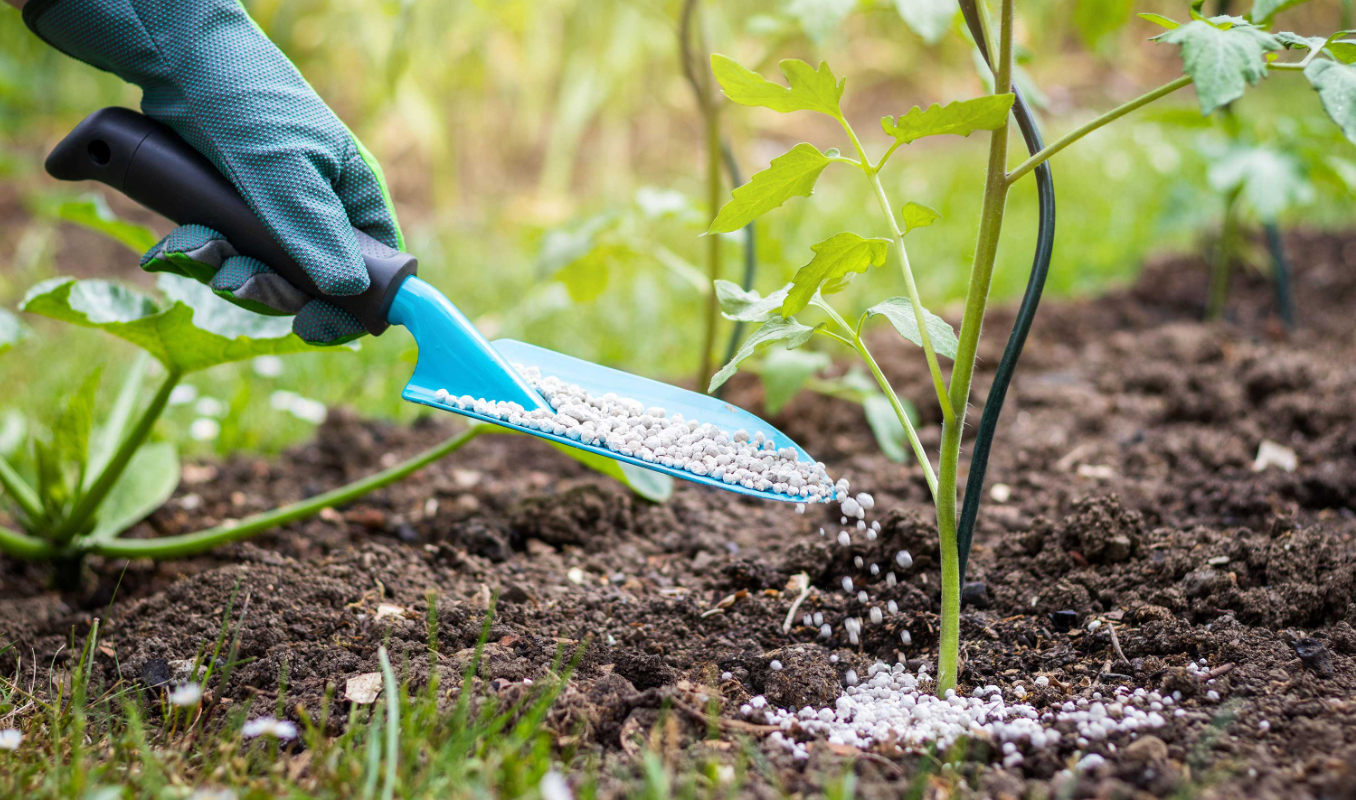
[{"x1": 46, "y1": 108, "x2": 828, "y2": 503}]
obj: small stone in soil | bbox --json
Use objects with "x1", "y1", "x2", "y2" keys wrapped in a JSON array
[
  {"x1": 961, "y1": 581, "x2": 990, "y2": 608},
  {"x1": 1291, "y1": 637, "x2": 1335, "y2": 677},
  {"x1": 1049, "y1": 609, "x2": 1078, "y2": 633}
]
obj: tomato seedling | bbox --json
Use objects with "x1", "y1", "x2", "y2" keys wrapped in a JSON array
[{"x1": 706, "y1": 0, "x2": 1355, "y2": 695}]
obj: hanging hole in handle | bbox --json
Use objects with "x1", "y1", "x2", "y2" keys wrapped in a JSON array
[{"x1": 87, "y1": 139, "x2": 112, "y2": 166}]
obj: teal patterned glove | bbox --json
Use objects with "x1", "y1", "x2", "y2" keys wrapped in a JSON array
[{"x1": 24, "y1": 0, "x2": 404, "y2": 344}]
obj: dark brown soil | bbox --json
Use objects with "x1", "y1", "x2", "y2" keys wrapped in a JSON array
[{"x1": 3, "y1": 229, "x2": 1355, "y2": 799}]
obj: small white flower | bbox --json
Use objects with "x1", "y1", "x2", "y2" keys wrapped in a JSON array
[
  {"x1": 241, "y1": 717, "x2": 297, "y2": 740},
  {"x1": 252, "y1": 355, "x2": 284, "y2": 378},
  {"x1": 540, "y1": 770, "x2": 573, "y2": 800},
  {"x1": 189, "y1": 418, "x2": 220, "y2": 441},
  {"x1": 0, "y1": 729, "x2": 21, "y2": 751},
  {"x1": 188, "y1": 789, "x2": 237, "y2": 800},
  {"x1": 287, "y1": 397, "x2": 328, "y2": 425},
  {"x1": 194, "y1": 397, "x2": 226, "y2": 418},
  {"x1": 169, "y1": 384, "x2": 199, "y2": 406},
  {"x1": 169, "y1": 682, "x2": 203, "y2": 707}
]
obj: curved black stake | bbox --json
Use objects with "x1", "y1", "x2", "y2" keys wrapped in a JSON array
[
  {"x1": 713, "y1": 140, "x2": 758, "y2": 400},
  {"x1": 1265, "y1": 222, "x2": 1295, "y2": 329},
  {"x1": 955, "y1": 2, "x2": 1058, "y2": 585}
]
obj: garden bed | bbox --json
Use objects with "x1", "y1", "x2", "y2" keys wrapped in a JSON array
[{"x1": 4, "y1": 230, "x2": 1355, "y2": 798}]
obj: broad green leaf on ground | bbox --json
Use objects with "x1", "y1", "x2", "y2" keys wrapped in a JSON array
[
  {"x1": 470, "y1": 423, "x2": 674, "y2": 502},
  {"x1": 759, "y1": 349, "x2": 831, "y2": 415},
  {"x1": 0, "y1": 309, "x2": 29, "y2": 356},
  {"x1": 866, "y1": 297, "x2": 959, "y2": 359},
  {"x1": 710, "y1": 56, "x2": 845, "y2": 119},
  {"x1": 709, "y1": 317, "x2": 823, "y2": 393},
  {"x1": 44, "y1": 193, "x2": 159, "y2": 253},
  {"x1": 21, "y1": 275, "x2": 338, "y2": 374},
  {"x1": 1076, "y1": 0, "x2": 1134, "y2": 49},
  {"x1": 715, "y1": 281, "x2": 793, "y2": 322},
  {"x1": 782, "y1": 233, "x2": 890, "y2": 316},
  {"x1": 1156, "y1": 21, "x2": 1281, "y2": 114},
  {"x1": 707, "y1": 144, "x2": 834, "y2": 234},
  {"x1": 1139, "y1": 13, "x2": 1181, "y2": 30},
  {"x1": 785, "y1": 0, "x2": 857, "y2": 44},
  {"x1": 87, "y1": 353, "x2": 150, "y2": 487},
  {"x1": 89, "y1": 442, "x2": 179, "y2": 541},
  {"x1": 1208, "y1": 146, "x2": 1313, "y2": 221},
  {"x1": 881, "y1": 95, "x2": 1015, "y2": 145},
  {"x1": 893, "y1": 0, "x2": 957, "y2": 44},
  {"x1": 1249, "y1": 0, "x2": 1313, "y2": 25},
  {"x1": 901, "y1": 202, "x2": 941, "y2": 234},
  {"x1": 51, "y1": 369, "x2": 101, "y2": 486},
  {"x1": 1305, "y1": 59, "x2": 1356, "y2": 145},
  {"x1": 863, "y1": 393, "x2": 912, "y2": 463}
]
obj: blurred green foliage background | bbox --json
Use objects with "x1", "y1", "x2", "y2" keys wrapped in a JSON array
[{"x1": 2, "y1": 0, "x2": 1353, "y2": 456}]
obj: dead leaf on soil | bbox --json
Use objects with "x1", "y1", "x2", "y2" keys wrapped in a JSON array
[
  {"x1": 374, "y1": 603, "x2": 406, "y2": 621},
  {"x1": 1252, "y1": 439, "x2": 1297, "y2": 473},
  {"x1": 345, "y1": 672, "x2": 383, "y2": 704}
]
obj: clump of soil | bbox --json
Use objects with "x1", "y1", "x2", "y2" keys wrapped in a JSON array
[{"x1": 3, "y1": 229, "x2": 1355, "y2": 799}]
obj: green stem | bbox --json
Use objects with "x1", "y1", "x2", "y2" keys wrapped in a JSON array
[
  {"x1": 698, "y1": 105, "x2": 725, "y2": 391},
  {"x1": 0, "y1": 452, "x2": 43, "y2": 526},
  {"x1": 862, "y1": 150, "x2": 956, "y2": 423},
  {"x1": 934, "y1": 0, "x2": 1015, "y2": 698},
  {"x1": 1207, "y1": 189, "x2": 1243, "y2": 320},
  {"x1": 87, "y1": 425, "x2": 486, "y2": 559},
  {"x1": 0, "y1": 522, "x2": 54, "y2": 560},
  {"x1": 1006, "y1": 75, "x2": 1193, "y2": 185},
  {"x1": 58, "y1": 369, "x2": 181, "y2": 542},
  {"x1": 854, "y1": 335, "x2": 938, "y2": 498}
]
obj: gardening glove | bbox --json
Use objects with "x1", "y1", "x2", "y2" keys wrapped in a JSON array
[{"x1": 23, "y1": 0, "x2": 404, "y2": 345}]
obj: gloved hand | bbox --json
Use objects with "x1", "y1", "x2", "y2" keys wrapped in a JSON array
[{"x1": 24, "y1": 0, "x2": 403, "y2": 344}]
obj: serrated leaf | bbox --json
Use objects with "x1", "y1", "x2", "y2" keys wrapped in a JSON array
[
  {"x1": 707, "y1": 144, "x2": 834, "y2": 234},
  {"x1": 88, "y1": 442, "x2": 179, "y2": 540},
  {"x1": 901, "y1": 202, "x2": 941, "y2": 234},
  {"x1": 1207, "y1": 146, "x2": 1313, "y2": 221},
  {"x1": 43, "y1": 193, "x2": 160, "y2": 253},
  {"x1": 893, "y1": 0, "x2": 957, "y2": 44},
  {"x1": 863, "y1": 393, "x2": 911, "y2": 463},
  {"x1": 709, "y1": 317, "x2": 823, "y2": 393},
  {"x1": 760, "y1": 348, "x2": 831, "y2": 415},
  {"x1": 0, "y1": 309, "x2": 29, "y2": 357},
  {"x1": 710, "y1": 55, "x2": 845, "y2": 118},
  {"x1": 20, "y1": 275, "x2": 339, "y2": 374},
  {"x1": 1249, "y1": 0, "x2": 1313, "y2": 25},
  {"x1": 866, "y1": 297, "x2": 958, "y2": 359},
  {"x1": 715, "y1": 281, "x2": 793, "y2": 322},
  {"x1": 1076, "y1": 0, "x2": 1134, "y2": 49},
  {"x1": 785, "y1": 0, "x2": 857, "y2": 44},
  {"x1": 782, "y1": 233, "x2": 890, "y2": 316},
  {"x1": 881, "y1": 94, "x2": 1015, "y2": 145},
  {"x1": 1306, "y1": 59, "x2": 1356, "y2": 146},
  {"x1": 1156, "y1": 20, "x2": 1281, "y2": 115},
  {"x1": 1139, "y1": 12, "x2": 1182, "y2": 30}
]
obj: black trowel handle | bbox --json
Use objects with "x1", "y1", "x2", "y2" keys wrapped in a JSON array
[{"x1": 45, "y1": 107, "x2": 417, "y2": 336}]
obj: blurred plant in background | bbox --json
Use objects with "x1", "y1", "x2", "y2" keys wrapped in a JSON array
[{"x1": 2, "y1": 0, "x2": 1353, "y2": 459}]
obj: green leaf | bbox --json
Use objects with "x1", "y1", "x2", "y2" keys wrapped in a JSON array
[
  {"x1": 714, "y1": 281, "x2": 793, "y2": 322},
  {"x1": 785, "y1": 0, "x2": 857, "y2": 44},
  {"x1": 901, "y1": 202, "x2": 941, "y2": 234},
  {"x1": 0, "y1": 309, "x2": 30, "y2": 357},
  {"x1": 1076, "y1": 0, "x2": 1134, "y2": 49},
  {"x1": 865, "y1": 297, "x2": 958, "y2": 359},
  {"x1": 87, "y1": 353, "x2": 151, "y2": 487},
  {"x1": 1156, "y1": 20, "x2": 1281, "y2": 114},
  {"x1": 863, "y1": 393, "x2": 911, "y2": 463},
  {"x1": 44, "y1": 193, "x2": 159, "y2": 253},
  {"x1": 1276, "y1": 31, "x2": 1326, "y2": 51},
  {"x1": 707, "y1": 144, "x2": 834, "y2": 234},
  {"x1": 880, "y1": 94, "x2": 1015, "y2": 145},
  {"x1": 759, "y1": 349, "x2": 831, "y2": 415},
  {"x1": 20, "y1": 275, "x2": 340, "y2": 374},
  {"x1": 782, "y1": 233, "x2": 890, "y2": 317},
  {"x1": 1207, "y1": 146, "x2": 1313, "y2": 221},
  {"x1": 1249, "y1": 0, "x2": 1314, "y2": 25},
  {"x1": 893, "y1": 0, "x2": 957, "y2": 45},
  {"x1": 1139, "y1": 12, "x2": 1182, "y2": 30},
  {"x1": 88, "y1": 442, "x2": 179, "y2": 541},
  {"x1": 710, "y1": 55, "x2": 845, "y2": 119},
  {"x1": 1305, "y1": 58, "x2": 1356, "y2": 146},
  {"x1": 709, "y1": 317, "x2": 823, "y2": 393}
]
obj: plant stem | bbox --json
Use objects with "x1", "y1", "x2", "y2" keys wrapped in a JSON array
[
  {"x1": 0, "y1": 452, "x2": 43, "y2": 526},
  {"x1": 58, "y1": 369, "x2": 181, "y2": 542},
  {"x1": 934, "y1": 0, "x2": 1015, "y2": 697},
  {"x1": 854, "y1": 336, "x2": 938, "y2": 497},
  {"x1": 858, "y1": 138, "x2": 955, "y2": 422},
  {"x1": 1207, "y1": 188, "x2": 1243, "y2": 320},
  {"x1": 1006, "y1": 75, "x2": 1193, "y2": 185},
  {"x1": 699, "y1": 104, "x2": 725, "y2": 392},
  {"x1": 0, "y1": 522, "x2": 53, "y2": 560},
  {"x1": 88, "y1": 425, "x2": 486, "y2": 559}
]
